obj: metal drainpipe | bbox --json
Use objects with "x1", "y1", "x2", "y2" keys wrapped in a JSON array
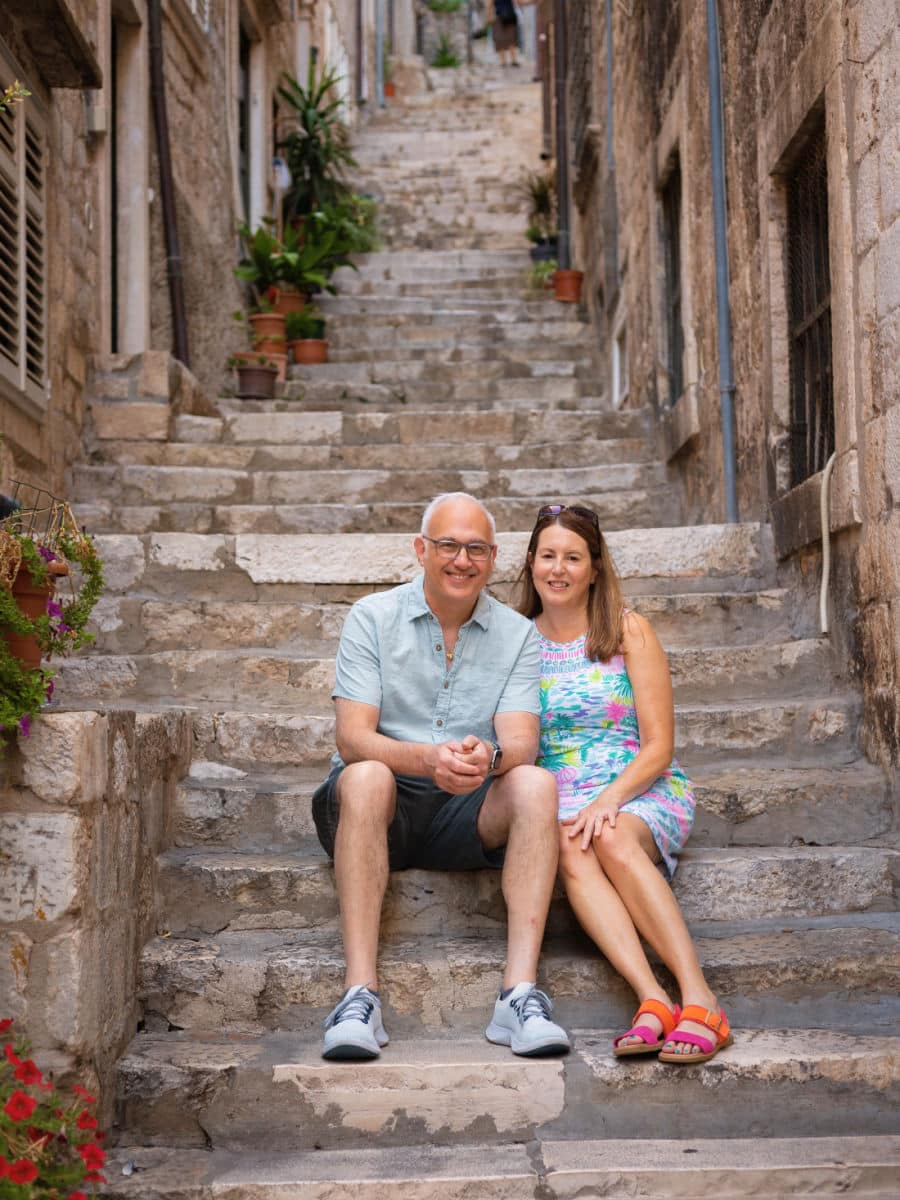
[
  {"x1": 376, "y1": 0, "x2": 385, "y2": 107},
  {"x1": 356, "y1": 0, "x2": 364, "y2": 103},
  {"x1": 553, "y1": 0, "x2": 570, "y2": 271},
  {"x1": 705, "y1": 0, "x2": 738, "y2": 522},
  {"x1": 148, "y1": 0, "x2": 190, "y2": 367}
]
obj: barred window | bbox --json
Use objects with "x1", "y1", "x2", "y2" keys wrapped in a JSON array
[
  {"x1": 787, "y1": 118, "x2": 833, "y2": 486},
  {"x1": 0, "y1": 56, "x2": 46, "y2": 415},
  {"x1": 661, "y1": 159, "x2": 684, "y2": 405},
  {"x1": 569, "y1": 0, "x2": 593, "y2": 168},
  {"x1": 186, "y1": 0, "x2": 211, "y2": 32}
]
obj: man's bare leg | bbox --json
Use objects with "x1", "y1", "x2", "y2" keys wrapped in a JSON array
[
  {"x1": 333, "y1": 760, "x2": 397, "y2": 989},
  {"x1": 477, "y1": 764, "x2": 559, "y2": 987}
]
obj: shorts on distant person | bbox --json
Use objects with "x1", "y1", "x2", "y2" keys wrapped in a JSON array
[{"x1": 312, "y1": 766, "x2": 505, "y2": 871}]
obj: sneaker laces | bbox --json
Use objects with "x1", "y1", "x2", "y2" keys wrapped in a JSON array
[
  {"x1": 509, "y1": 987, "x2": 554, "y2": 1024},
  {"x1": 324, "y1": 988, "x2": 377, "y2": 1030}
]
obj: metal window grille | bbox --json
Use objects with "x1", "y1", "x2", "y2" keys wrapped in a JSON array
[
  {"x1": 0, "y1": 57, "x2": 46, "y2": 412},
  {"x1": 569, "y1": 0, "x2": 593, "y2": 168},
  {"x1": 661, "y1": 160, "x2": 684, "y2": 405},
  {"x1": 187, "y1": 0, "x2": 210, "y2": 32},
  {"x1": 787, "y1": 119, "x2": 833, "y2": 486}
]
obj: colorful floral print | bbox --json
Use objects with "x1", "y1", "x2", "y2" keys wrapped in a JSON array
[{"x1": 536, "y1": 630, "x2": 694, "y2": 878}]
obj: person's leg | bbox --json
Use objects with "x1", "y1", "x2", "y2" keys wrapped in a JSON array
[
  {"x1": 477, "y1": 764, "x2": 559, "y2": 987},
  {"x1": 332, "y1": 760, "x2": 397, "y2": 990},
  {"x1": 557, "y1": 828, "x2": 675, "y2": 1016},
  {"x1": 591, "y1": 813, "x2": 720, "y2": 1053}
]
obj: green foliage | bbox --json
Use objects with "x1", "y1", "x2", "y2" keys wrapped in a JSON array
[
  {"x1": 277, "y1": 64, "x2": 357, "y2": 221},
  {"x1": 431, "y1": 33, "x2": 461, "y2": 68},
  {"x1": 517, "y1": 169, "x2": 557, "y2": 241},
  {"x1": 286, "y1": 307, "x2": 326, "y2": 340},
  {"x1": 234, "y1": 220, "x2": 282, "y2": 304},
  {"x1": 0, "y1": 524, "x2": 104, "y2": 753},
  {"x1": 528, "y1": 258, "x2": 558, "y2": 289},
  {"x1": 0, "y1": 81, "x2": 30, "y2": 113},
  {"x1": 427, "y1": 0, "x2": 463, "y2": 12}
]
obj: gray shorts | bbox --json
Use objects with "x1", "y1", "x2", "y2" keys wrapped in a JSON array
[{"x1": 312, "y1": 766, "x2": 506, "y2": 871}]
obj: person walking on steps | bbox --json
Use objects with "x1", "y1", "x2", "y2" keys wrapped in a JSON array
[
  {"x1": 312, "y1": 492, "x2": 571, "y2": 1061},
  {"x1": 517, "y1": 503, "x2": 734, "y2": 1064},
  {"x1": 489, "y1": 0, "x2": 520, "y2": 66}
]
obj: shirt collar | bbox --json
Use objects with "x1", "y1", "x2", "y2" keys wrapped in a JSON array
[{"x1": 407, "y1": 574, "x2": 492, "y2": 630}]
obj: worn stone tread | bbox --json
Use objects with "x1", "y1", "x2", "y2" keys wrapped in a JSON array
[{"x1": 137, "y1": 916, "x2": 900, "y2": 1035}]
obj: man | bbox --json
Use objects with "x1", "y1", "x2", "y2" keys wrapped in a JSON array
[{"x1": 312, "y1": 492, "x2": 570, "y2": 1060}]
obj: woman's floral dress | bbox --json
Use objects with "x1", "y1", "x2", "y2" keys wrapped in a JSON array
[{"x1": 536, "y1": 629, "x2": 694, "y2": 878}]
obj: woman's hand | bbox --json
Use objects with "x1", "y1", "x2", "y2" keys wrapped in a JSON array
[{"x1": 561, "y1": 794, "x2": 620, "y2": 850}]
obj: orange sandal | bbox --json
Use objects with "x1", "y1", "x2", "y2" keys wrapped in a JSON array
[
  {"x1": 613, "y1": 999, "x2": 681, "y2": 1058},
  {"x1": 658, "y1": 1005, "x2": 733, "y2": 1064}
]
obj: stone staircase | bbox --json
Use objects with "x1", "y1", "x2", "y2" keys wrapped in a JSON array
[{"x1": 68, "y1": 68, "x2": 900, "y2": 1197}]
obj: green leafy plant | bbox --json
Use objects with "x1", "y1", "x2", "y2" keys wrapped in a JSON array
[
  {"x1": 0, "y1": 1017, "x2": 107, "y2": 1196},
  {"x1": 286, "y1": 307, "x2": 326, "y2": 341},
  {"x1": 431, "y1": 33, "x2": 461, "y2": 68},
  {"x1": 277, "y1": 64, "x2": 357, "y2": 221},
  {"x1": 428, "y1": 0, "x2": 463, "y2": 12},
  {"x1": 528, "y1": 258, "x2": 558, "y2": 289},
  {"x1": 0, "y1": 498, "x2": 104, "y2": 756},
  {"x1": 234, "y1": 221, "x2": 282, "y2": 306},
  {"x1": 0, "y1": 81, "x2": 30, "y2": 113},
  {"x1": 516, "y1": 169, "x2": 557, "y2": 242}
]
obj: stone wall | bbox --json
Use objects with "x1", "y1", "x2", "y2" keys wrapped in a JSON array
[
  {"x1": 572, "y1": 0, "x2": 899, "y2": 775},
  {"x1": 0, "y1": 709, "x2": 192, "y2": 1122}
]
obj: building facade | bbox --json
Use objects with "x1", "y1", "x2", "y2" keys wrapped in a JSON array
[{"x1": 554, "y1": 0, "x2": 899, "y2": 773}]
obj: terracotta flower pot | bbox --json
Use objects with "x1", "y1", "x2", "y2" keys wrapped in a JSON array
[
  {"x1": 234, "y1": 363, "x2": 277, "y2": 399},
  {"x1": 291, "y1": 339, "x2": 329, "y2": 365},
  {"x1": 385, "y1": 82, "x2": 396, "y2": 98},
  {"x1": 5, "y1": 559, "x2": 69, "y2": 670},
  {"x1": 554, "y1": 269, "x2": 584, "y2": 303},
  {"x1": 271, "y1": 287, "x2": 307, "y2": 317},
  {"x1": 253, "y1": 336, "x2": 286, "y2": 357},
  {"x1": 249, "y1": 312, "x2": 286, "y2": 345}
]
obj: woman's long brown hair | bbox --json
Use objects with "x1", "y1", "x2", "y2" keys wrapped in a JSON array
[{"x1": 516, "y1": 507, "x2": 625, "y2": 661}]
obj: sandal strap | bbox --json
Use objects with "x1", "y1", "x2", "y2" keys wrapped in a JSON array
[
  {"x1": 678, "y1": 1005, "x2": 731, "y2": 1043},
  {"x1": 663, "y1": 1030, "x2": 715, "y2": 1055},
  {"x1": 613, "y1": 1022, "x2": 661, "y2": 1048},
  {"x1": 632, "y1": 999, "x2": 681, "y2": 1037}
]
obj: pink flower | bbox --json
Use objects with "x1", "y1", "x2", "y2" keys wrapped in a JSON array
[
  {"x1": 623, "y1": 738, "x2": 640, "y2": 754},
  {"x1": 605, "y1": 701, "x2": 628, "y2": 727},
  {"x1": 17, "y1": 714, "x2": 30, "y2": 738}
]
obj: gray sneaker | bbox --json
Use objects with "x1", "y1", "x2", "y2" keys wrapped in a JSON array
[
  {"x1": 485, "y1": 982, "x2": 571, "y2": 1057},
  {"x1": 322, "y1": 985, "x2": 389, "y2": 1060}
]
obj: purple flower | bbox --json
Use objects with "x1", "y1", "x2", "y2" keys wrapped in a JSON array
[
  {"x1": 45, "y1": 680, "x2": 54, "y2": 701},
  {"x1": 57, "y1": 623, "x2": 72, "y2": 635},
  {"x1": 46, "y1": 599, "x2": 64, "y2": 619},
  {"x1": 17, "y1": 714, "x2": 30, "y2": 738},
  {"x1": 37, "y1": 546, "x2": 56, "y2": 563}
]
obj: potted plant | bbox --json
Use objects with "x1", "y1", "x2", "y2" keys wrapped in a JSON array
[
  {"x1": 554, "y1": 268, "x2": 584, "y2": 303},
  {"x1": 277, "y1": 64, "x2": 357, "y2": 223},
  {"x1": 0, "y1": 487, "x2": 104, "y2": 753},
  {"x1": 517, "y1": 169, "x2": 558, "y2": 261},
  {"x1": 287, "y1": 306, "x2": 328, "y2": 365},
  {"x1": 228, "y1": 353, "x2": 279, "y2": 399},
  {"x1": 528, "y1": 258, "x2": 558, "y2": 291}
]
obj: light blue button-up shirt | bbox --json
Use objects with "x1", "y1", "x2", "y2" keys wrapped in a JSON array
[{"x1": 331, "y1": 575, "x2": 540, "y2": 768}]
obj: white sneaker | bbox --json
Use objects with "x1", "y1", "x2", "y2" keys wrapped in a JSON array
[
  {"x1": 322, "y1": 985, "x2": 390, "y2": 1060},
  {"x1": 485, "y1": 982, "x2": 571, "y2": 1057}
]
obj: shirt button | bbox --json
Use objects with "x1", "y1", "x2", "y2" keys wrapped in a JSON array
[
  {"x1": 436, "y1": 719, "x2": 443, "y2": 727},
  {"x1": 436, "y1": 643, "x2": 442, "y2": 651},
  {"x1": 443, "y1": 681, "x2": 449, "y2": 689}
]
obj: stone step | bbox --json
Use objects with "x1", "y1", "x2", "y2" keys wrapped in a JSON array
[
  {"x1": 61, "y1": 639, "x2": 835, "y2": 709},
  {"x1": 138, "y1": 915, "x2": 900, "y2": 1037},
  {"x1": 88, "y1": 527, "x2": 774, "y2": 603},
  {"x1": 98, "y1": 1136, "x2": 900, "y2": 1200},
  {"x1": 316, "y1": 312, "x2": 589, "y2": 341},
  {"x1": 76, "y1": 487, "x2": 680, "y2": 536},
  {"x1": 169, "y1": 759, "x2": 892, "y2": 854},
  {"x1": 324, "y1": 335, "x2": 593, "y2": 361},
  {"x1": 115, "y1": 1027, "x2": 900, "y2": 1151},
  {"x1": 72, "y1": 462, "x2": 664, "y2": 508},
  {"x1": 86, "y1": 589, "x2": 803, "y2": 659},
  {"x1": 284, "y1": 356, "x2": 591, "y2": 386},
  {"x1": 88, "y1": 435, "x2": 652, "y2": 473},
  {"x1": 155, "y1": 842, "x2": 896, "y2": 937},
  {"x1": 280, "y1": 373, "x2": 587, "y2": 405},
  {"x1": 181, "y1": 406, "x2": 650, "y2": 446}
]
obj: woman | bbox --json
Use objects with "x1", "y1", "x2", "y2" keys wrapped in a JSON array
[
  {"x1": 518, "y1": 503, "x2": 732, "y2": 1062},
  {"x1": 488, "y1": 0, "x2": 520, "y2": 67}
]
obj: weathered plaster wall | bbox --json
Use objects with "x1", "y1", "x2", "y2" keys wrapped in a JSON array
[{"x1": 0, "y1": 710, "x2": 191, "y2": 1122}]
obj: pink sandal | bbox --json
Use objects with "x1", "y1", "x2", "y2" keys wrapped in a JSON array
[
  {"x1": 658, "y1": 1005, "x2": 734, "y2": 1064},
  {"x1": 613, "y1": 999, "x2": 681, "y2": 1058}
]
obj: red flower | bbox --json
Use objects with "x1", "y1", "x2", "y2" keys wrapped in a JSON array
[
  {"x1": 14, "y1": 1058, "x2": 43, "y2": 1086},
  {"x1": 4, "y1": 1090, "x2": 37, "y2": 1122},
  {"x1": 8, "y1": 1159, "x2": 39, "y2": 1184},
  {"x1": 4, "y1": 1042, "x2": 22, "y2": 1067},
  {"x1": 69, "y1": 1193, "x2": 88, "y2": 1200},
  {"x1": 0, "y1": 1156, "x2": 9, "y2": 1178},
  {"x1": 84, "y1": 1171, "x2": 107, "y2": 1184},
  {"x1": 75, "y1": 1110, "x2": 98, "y2": 1130},
  {"x1": 77, "y1": 1142, "x2": 106, "y2": 1171},
  {"x1": 72, "y1": 1085, "x2": 97, "y2": 1104},
  {"x1": 0, "y1": 1018, "x2": 13, "y2": 1032}
]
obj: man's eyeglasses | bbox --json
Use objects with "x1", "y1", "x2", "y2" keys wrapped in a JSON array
[
  {"x1": 537, "y1": 504, "x2": 601, "y2": 530},
  {"x1": 421, "y1": 535, "x2": 494, "y2": 561}
]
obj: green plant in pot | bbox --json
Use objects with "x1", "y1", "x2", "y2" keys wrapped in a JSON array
[
  {"x1": 227, "y1": 353, "x2": 279, "y2": 399},
  {"x1": 517, "y1": 169, "x2": 558, "y2": 261},
  {"x1": 431, "y1": 32, "x2": 460, "y2": 68},
  {"x1": 286, "y1": 306, "x2": 328, "y2": 365},
  {"x1": 0, "y1": 487, "x2": 104, "y2": 753},
  {"x1": 235, "y1": 220, "x2": 283, "y2": 305},
  {"x1": 277, "y1": 64, "x2": 357, "y2": 222}
]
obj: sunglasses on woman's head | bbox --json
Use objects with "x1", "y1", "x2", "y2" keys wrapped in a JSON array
[{"x1": 536, "y1": 504, "x2": 601, "y2": 530}]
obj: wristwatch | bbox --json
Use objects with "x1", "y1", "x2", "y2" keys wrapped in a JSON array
[{"x1": 488, "y1": 740, "x2": 503, "y2": 775}]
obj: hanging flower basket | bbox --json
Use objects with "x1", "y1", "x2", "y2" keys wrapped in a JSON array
[{"x1": 6, "y1": 558, "x2": 69, "y2": 670}]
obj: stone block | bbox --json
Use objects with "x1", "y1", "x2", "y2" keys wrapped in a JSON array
[
  {"x1": 0, "y1": 813, "x2": 85, "y2": 922},
  {"x1": 848, "y1": 0, "x2": 899, "y2": 63},
  {"x1": 93, "y1": 536, "x2": 146, "y2": 592},
  {"x1": 876, "y1": 218, "x2": 900, "y2": 319},
  {"x1": 0, "y1": 931, "x2": 32, "y2": 1019},
  {"x1": 149, "y1": 533, "x2": 228, "y2": 572},
  {"x1": 856, "y1": 147, "x2": 881, "y2": 255},
  {"x1": 881, "y1": 119, "x2": 900, "y2": 227},
  {"x1": 20, "y1": 711, "x2": 109, "y2": 806},
  {"x1": 96, "y1": 374, "x2": 132, "y2": 400},
  {"x1": 138, "y1": 351, "x2": 174, "y2": 399},
  {"x1": 92, "y1": 400, "x2": 171, "y2": 442}
]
